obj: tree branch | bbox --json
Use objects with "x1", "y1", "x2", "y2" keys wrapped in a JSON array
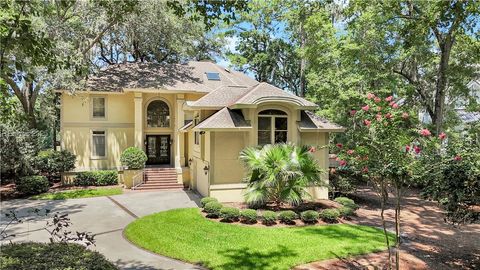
[{"x1": 81, "y1": 19, "x2": 117, "y2": 56}]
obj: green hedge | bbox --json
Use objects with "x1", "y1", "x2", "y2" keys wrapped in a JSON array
[
  {"x1": 16, "y1": 176, "x2": 49, "y2": 195},
  {"x1": 261, "y1": 210, "x2": 277, "y2": 225},
  {"x1": 74, "y1": 171, "x2": 118, "y2": 186},
  {"x1": 219, "y1": 207, "x2": 240, "y2": 222},
  {"x1": 35, "y1": 149, "x2": 76, "y2": 179},
  {"x1": 200, "y1": 197, "x2": 218, "y2": 207},
  {"x1": 204, "y1": 202, "x2": 223, "y2": 218},
  {"x1": 334, "y1": 197, "x2": 359, "y2": 210},
  {"x1": 319, "y1": 209, "x2": 341, "y2": 223},
  {"x1": 278, "y1": 210, "x2": 297, "y2": 224},
  {"x1": 0, "y1": 242, "x2": 117, "y2": 270}
]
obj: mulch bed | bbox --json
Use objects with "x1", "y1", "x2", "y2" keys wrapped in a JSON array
[{"x1": 298, "y1": 186, "x2": 480, "y2": 270}]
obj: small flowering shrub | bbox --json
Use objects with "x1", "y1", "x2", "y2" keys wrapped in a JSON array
[
  {"x1": 261, "y1": 210, "x2": 277, "y2": 225},
  {"x1": 338, "y1": 206, "x2": 356, "y2": 218},
  {"x1": 277, "y1": 210, "x2": 297, "y2": 224},
  {"x1": 319, "y1": 209, "x2": 340, "y2": 223},
  {"x1": 219, "y1": 207, "x2": 241, "y2": 222},
  {"x1": 204, "y1": 202, "x2": 223, "y2": 218},
  {"x1": 240, "y1": 209, "x2": 258, "y2": 224},
  {"x1": 334, "y1": 197, "x2": 358, "y2": 210},
  {"x1": 200, "y1": 197, "x2": 218, "y2": 207},
  {"x1": 300, "y1": 210, "x2": 319, "y2": 223}
]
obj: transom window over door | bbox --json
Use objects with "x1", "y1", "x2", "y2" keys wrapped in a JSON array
[
  {"x1": 258, "y1": 109, "x2": 288, "y2": 145},
  {"x1": 147, "y1": 100, "x2": 170, "y2": 127}
]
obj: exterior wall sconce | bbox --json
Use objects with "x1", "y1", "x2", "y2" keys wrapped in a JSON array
[
  {"x1": 203, "y1": 165, "x2": 209, "y2": 175},
  {"x1": 188, "y1": 158, "x2": 193, "y2": 166},
  {"x1": 144, "y1": 139, "x2": 147, "y2": 146},
  {"x1": 199, "y1": 131, "x2": 206, "y2": 135}
]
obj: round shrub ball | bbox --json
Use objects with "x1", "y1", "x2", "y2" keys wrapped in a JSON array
[
  {"x1": 0, "y1": 242, "x2": 116, "y2": 270},
  {"x1": 262, "y1": 210, "x2": 277, "y2": 225},
  {"x1": 278, "y1": 210, "x2": 297, "y2": 224},
  {"x1": 200, "y1": 197, "x2": 218, "y2": 208},
  {"x1": 334, "y1": 197, "x2": 359, "y2": 210},
  {"x1": 339, "y1": 206, "x2": 356, "y2": 218},
  {"x1": 219, "y1": 207, "x2": 240, "y2": 222},
  {"x1": 120, "y1": 147, "x2": 148, "y2": 170},
  {"x1": 16, "y1": 176, "x2": 49, "y2": 195},
  {"x1": 204, "y1": 202, "x2": 223, "y2": 218},
  {"x1": 240, "y1": 209, "x2": 258, "y2": 224},
  {"x1": 300, "y1": 210, "x2": 320, "y2": 224},
  {"x1": 319, "y1": 208, "x2": 341, "y2": 223}
]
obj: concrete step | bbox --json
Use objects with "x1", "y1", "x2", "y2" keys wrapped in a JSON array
[
  {"x1": 145, "y1": 176, "x2": 178, "y2": 180},
  {"x1": 144, "y1": 173, "x2": 178, "y2": 177},
  {"x1": 144, "y1": 168, "x2": 176, "y2": 172},
  {"x1": 134, "y1": 183, "x2": 184, "y2": 190},
  {"x1": 145, "y1": 180, "x2": 179, "y2": 184}
]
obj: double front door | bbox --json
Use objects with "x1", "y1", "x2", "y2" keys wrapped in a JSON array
[{"x1": 146, "y1": 135, "x2": 171, "y2": 165}]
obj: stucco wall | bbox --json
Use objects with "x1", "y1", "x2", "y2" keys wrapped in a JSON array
[
  {"x1": 210, "y1": 132, "x2": 246, "y2": 185},
  {"x1": 61, "y1": 92, "x2": 135, "y2": 171},
  {"x1": 300, "y1": 131, "x2": 330, "y2": 199}
]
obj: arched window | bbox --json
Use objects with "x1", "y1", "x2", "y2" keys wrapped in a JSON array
[
  {"x1": 258, "y1": 109, "x2": 288, "y2": 145},
  {"x1": 147, "y1": 100, "x2": 170, "y2": 127}
]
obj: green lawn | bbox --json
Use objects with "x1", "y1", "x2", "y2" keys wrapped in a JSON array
[
  {"x1": 124, "y1": 208, "x2": 393, "y2": 270},
  {"x1": 31, "y1": 187, "x2": 123, "y2": 200}
]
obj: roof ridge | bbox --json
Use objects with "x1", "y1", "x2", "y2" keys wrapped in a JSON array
[{"x1": 231, "y1": 83, "x2": 262, "y2": 105}]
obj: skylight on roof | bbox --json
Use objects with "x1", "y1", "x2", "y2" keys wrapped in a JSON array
[{"x1": 206, "y1": 72, "x2": 220, "y2": 81}]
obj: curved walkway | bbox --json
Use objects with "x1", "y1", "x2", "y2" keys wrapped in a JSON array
[{"x1": 0, "y1": 190, "x2": 204, "y2": 270}]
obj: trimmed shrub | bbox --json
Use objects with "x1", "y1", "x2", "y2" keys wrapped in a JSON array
[
  {"x1": 319, "y1": 209, "x2": 341, "y2": 223},
  {"x1": 339, "y1": 206, "x2": 356, "y2": 218},
  {"x1": 200, "y1": 197, "x2": 218, "y2": 207},
  {"x1": 219, "y1": 207, "x2": 240, "y2": 222},
  {"x1": 204, "y1": 202, "x2": 223, "y2": 218},
  {"x1": 240, "y1": 209, "x2": 258, "y2": 224},
  {"x1": 74, "y1": 171, "x2": 118, "y2": 186},
  {"x1": 0, "y1": 242, "x2": 117, "y2": 270},
  {"x1": 35, "y1": 149, "x2": 76, "y2": 180},
  {"x1": 16, "y1": 176, "x2": 49, "y2": 195},
  {"x1": 334, "y1": 197, "x2": 359, "y2": 210},
  {"x1": 278, "y1": 210, "x2": 297, "y2": 224},
  {"x1": 120, "y1": 147, "x2": 148, "y2": 170},
  {"x1": 261, "y1": 210, "x2": 277, "y2": 225},
  {"x1": 300, "y1": 210, "x2": 319, "y2": 224}
]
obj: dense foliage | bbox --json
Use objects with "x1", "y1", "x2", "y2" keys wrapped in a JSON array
[
  {"x1": 300, "y1": 210, "x2": 319, "y2": 223},
  {"x1": 0, "y1": 242, "x2": 117, "y2": 270},
  {"x1": 240, "y1": 143, "x2": 324, "y2": 207},
  {"x1": 277, "y1": 210, "x2": 297, "y2": 224},
  {"x1": 34, "y1": 149, "x2": 75, "y2": 180},
  {"x1": 240, "y1": 209, "x2": 258, "y2": 224},
  {"x1": 203, "y1": 202, "x2": 223, "y2": 218},
  {"x1": 219, "y1": 207, "x2": 241, "y2": 222},
  {"x1": 421, "y1": 136, "x2": 480, "y2": 223},
  {"x1": 261, "y1": 210, "x2": 277, "y2": 225},
  {"x1": 319, "y1": 209, "x2": 340, "y2": 223},
  {"x1": 74, "y1": 171, "x2": 118, "y2": 186},
  {"x1": 15, "y1": 175, "x2": 49, "y2": 195},
  {"x1": 120, "y1": 147, "x2": 148, "y2": 170}
]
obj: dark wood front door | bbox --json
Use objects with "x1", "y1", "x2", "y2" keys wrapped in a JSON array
[{"x1": 146, "y1": 135, "x2": 171, "y2": 165}]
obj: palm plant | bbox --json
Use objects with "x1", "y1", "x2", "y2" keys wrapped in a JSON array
[{"x1": 239, "y1": 143, "x2": 324, "y2": 207}]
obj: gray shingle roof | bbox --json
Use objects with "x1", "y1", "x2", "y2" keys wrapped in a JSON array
[
  {"x1": 298, "y1": 111, "x2": 345, "y2": 132},
  {"x1": 194, "y1": 108, "x2": 251, "y2": 130},
  {"x1": 233, "y1": 82, "x2": 317, "y2": 108},
  {"x1": 188, "y1": 85, "x2": 252, "y2": 108},
  {"x1": 85, "y1": 61, "x2": 258, "y2": 92}
]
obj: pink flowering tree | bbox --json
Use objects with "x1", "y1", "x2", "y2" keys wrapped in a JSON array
[{"x1": 334, "y1": 93, "x2": 447, "y2": 269}]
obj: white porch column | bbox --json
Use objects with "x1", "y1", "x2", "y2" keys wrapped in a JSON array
[
  {"x1": 174, "y1": 94, "x2": 185, "y2": 183},
  {"x1": 134, "y1": 92, "x2": 143, "y2": 149}
]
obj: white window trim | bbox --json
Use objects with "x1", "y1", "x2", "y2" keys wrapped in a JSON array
[
  {"x1": 257, "y1": 112, "x2": 288, "y2": 145},
  {"x1": 91, "y1": 129, "x2": 107, "y2": 160},
  {"x1": 90, "y1": 95, "x2": 107, "y2": 121}
]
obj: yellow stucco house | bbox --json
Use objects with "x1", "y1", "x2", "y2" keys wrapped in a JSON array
[{"x1": 59, "y1": 61, "x2": 344, "y2": 202}]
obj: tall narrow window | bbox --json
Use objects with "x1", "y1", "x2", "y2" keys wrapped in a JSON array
[
  {"x1": 92, "y1": 130, "x2": 106, "y2": 158},
  {"x1": 147, "y1": 100, "x2": 170, "y2": 127},
  {"x1": 257, "y1": 109, "x2": 288, "y2": 145},
  {"x1": 194, "y1": 118, "x2": 200, "y2": 145},
  {"x1": 92, "y1": 97, "x2": 106, "y2": 118}
]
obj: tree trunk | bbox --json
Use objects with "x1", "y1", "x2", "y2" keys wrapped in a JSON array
[
  {"x1": 380, "y1": 182, "x2": 392, "y2": 270},
  {"x1": 299, "y1": 20, "x2": 307, "y2": 97},
  {"x1": 394, "y1": 184, "x2": 402, "y2": 270},
  {"x1": 432, "y1": 38, "x2": 453, "y2": 135}
]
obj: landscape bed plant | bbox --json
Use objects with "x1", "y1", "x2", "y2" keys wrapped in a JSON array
[
  {"x1": 300, "y1": 210, "x2": 320, "y2": 224},
  {"x1": 74, "y1": 171, "x2": 118, "y2": 186},
  {"x1": 240, "y1": 209, "x2": 258, "y2": 224},
  {"x1": 319, "y1": 209, "x2": 341, "y2": 223},
  {"x1": 15, "y1": 175, "x2": 50, "y2": 195},
  {"x1": 219, "y1": 207, "x2": 240, "y2": 222}
]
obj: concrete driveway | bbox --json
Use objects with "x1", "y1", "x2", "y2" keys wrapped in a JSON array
[{"x1": 0, "y1": 190, "x2": 203, "y2": 270}]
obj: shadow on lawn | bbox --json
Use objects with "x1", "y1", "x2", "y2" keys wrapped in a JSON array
[{"x1": 206, "y1": 245, "x2": 297, "y2": 270}]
